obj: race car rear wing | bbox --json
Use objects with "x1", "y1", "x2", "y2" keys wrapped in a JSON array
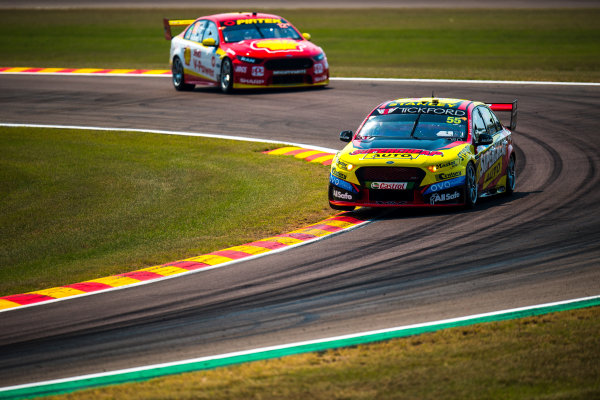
[
  {"x1": 488, "y1": 99, "x2": 518, "y2": 131},
  {"x1": 163, "y1": 18, "x2": 195, "y2": 40}
]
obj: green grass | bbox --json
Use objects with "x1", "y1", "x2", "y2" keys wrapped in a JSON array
[
  {"x1": 0, "y1": 8, "x2": 599, "y2": 81},
  {"x1": 0, "y1": 127, "x2": 336, "y2": 296},
  {"x1": 46, "y1": 306, "x2": 600, "y2": 400}
]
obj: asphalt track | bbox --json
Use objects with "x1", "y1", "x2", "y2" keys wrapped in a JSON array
[{"x1": 0, "y1": 74, "x2": 599, "y2": 387}]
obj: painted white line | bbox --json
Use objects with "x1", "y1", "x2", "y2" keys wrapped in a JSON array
[
  {"x1": 1, "y1": 70, "x2": 599, "y2": 86},
  {"x1": 0, "y1": 123, "x2": 339, "y2": 154},
  {"x1": 332, "y1": 76, "x2": 600, "y2": 86},
  {"x1": 2, "y1": 294, "x2": 598, "y2": 393}
]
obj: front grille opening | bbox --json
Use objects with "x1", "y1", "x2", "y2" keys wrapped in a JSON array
[
  {"x1": 265, "y1": 58, "x2": 313, "y2": 70},
  {"x1": 368, "y1": 189, "x2": 415, "y2": 202},
  {"x1": 272, "y1": 75, "x2": 307, "y2": 85}
]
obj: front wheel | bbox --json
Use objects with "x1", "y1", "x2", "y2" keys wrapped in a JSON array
[
  {"x1": 220, "y1": 58, "x2": 234, "y2": 94},
  {"x1": 464, "y1": 163, "x2": 478, "y2": 209},
  {"x1": 505, "y1": 156, "x2": 516, "y2": 195},
  {"x1": 172, "y1": 57, "x2": 194, "y2": 91}
]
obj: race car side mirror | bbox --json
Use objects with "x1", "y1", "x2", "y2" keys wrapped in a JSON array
[
  {"x1": 202, "y1": 38, "x2": 217, "y2": 47},
  {"x1": 340, "y1": 130, "x2": 353, "y2": 142},
  {"x1": 302, "y1": 32, "x2": 312, "y2": 41},
  {"x1": 477, "y1": 133, "x2": 494, "y2": 146}
]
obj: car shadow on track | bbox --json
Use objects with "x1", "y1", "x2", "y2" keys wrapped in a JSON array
[
  {"x1": 347, "y1": 190, "x2": 533, "y2": 221},
  {"x1": 190, "y1": 85, "x2": 332, "y2": 96}
]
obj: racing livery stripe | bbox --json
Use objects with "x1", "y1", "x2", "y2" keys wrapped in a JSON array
[
  {"x1": 263, "y1": 147, "x2": 335, "y2": 166},
  {"x1": 0, "y1": 211, "x2": 368, "y2": 311},
  {"x1": 0, "y1": 67, "x2": 171, "y2": 75}
]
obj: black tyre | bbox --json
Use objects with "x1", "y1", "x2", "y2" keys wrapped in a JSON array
[
  {"x1": 505, "y1": 155, "x2": 516, "y2": 195},
  {"x1": 464, "y1": 162, "x2": 478, "y2": 209},
  {"x1": 172, "y1": 57, "x2": 194, "y2": 91},
  {"x1": 220, "y1": 58, "x2": 234, "y2": 94}
]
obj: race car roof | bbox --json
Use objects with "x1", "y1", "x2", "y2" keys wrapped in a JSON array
[{"x1": 207, "y1": 12, "x2": 287, "y2": 23}]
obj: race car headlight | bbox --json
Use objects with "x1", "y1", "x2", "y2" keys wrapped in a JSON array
[
  {"x1": 237, "y1": 56, "x2": 262, "y2": 64},
  {"x1": 312, "y1": 52, "x2": 325, "y2": 61}
]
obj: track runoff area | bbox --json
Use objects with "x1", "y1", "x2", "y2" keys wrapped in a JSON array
[{"x1": 1, "y1": 70, "x2": 599, "y2": 398}]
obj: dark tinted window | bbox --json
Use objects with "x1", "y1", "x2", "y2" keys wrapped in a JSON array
[{"x1": 479, "y1": 106, "x2": 498, "y2": 135}]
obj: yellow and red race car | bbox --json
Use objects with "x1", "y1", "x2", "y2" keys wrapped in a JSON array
[
  {"x1": 329, "y1": 97, "x2": 517, "y2": 210},
  {"x1": 163, "y1": 12, "x2": 329, "y2": 93}
]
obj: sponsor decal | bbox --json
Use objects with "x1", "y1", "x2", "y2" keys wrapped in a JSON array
[
  {"x1": 314, "y1": 75, "x2": 328, "y2": 83},
  {"x1": 314, "y1": 63, "x2": 324, "y2": 74},
  {"x1": 332, "y1": 189, "x2": 354, "y2": 201},
  {"x1": 429, "y1": 190, "x2": 461, "y2": 205},
  {"x1": 222, "y1": 18, "x2": 283, "y2": 26},
  {"x1": 184, "y1": 47, "x2": 191, "y2": 65},
  {"x1": 370, "y1": 182, "x2": 408, "y2": 190},
  {"x1": 483, "y1": 157, "x2": 503, "y2": 187},
  {"x1": 436, "y1": 171, "x2": 463, "y2": 181},
  {"x1": 239, "y1": 78, "x2": 265, "y2": 84},
  {"x1": 457, "y1": 146, "x2": 470, "y2": 161},
  {"x1": 251, "y1": 66, "x2": 265, "y2": 77},
  {"x1": 387, "y1": 100, "x2": 459, "y2": 108},
  {"x1": 236, "y1": 18, "x2": 283, "y2": 25},
  {"x1": 251, "y1": 39, "x2": 305, "y2": 53},
  {"x1": 480, "y1": 143, "x2": 507, "y2": 173},
  {"x1": 435, "y1": 160, "x2": 458, "y2": 169},
  {"x1": 330, "y1": 173, "x2": 358, "y2": 193},
  {"x1": 193, "y1": 59, "x2": 215, "y2": 77},
  {"x1": 235, "y1": 66, "x2": 247, "y2": 73},
  {"x1": 376, "y1": 107, "x2": 398, "y2": 115},
  {"x1": 377, "y1": 106, "x2": 466, "y2": 116},
  {"x1": 335, "y1": 159, "x2": 350, "y2": 170},
  {"x1": 331, "y1": 168, "x2": 347, "y2": 180},
  {"x1": 273, "y1": 69, "x2": 306, "y2": 75},
  {"x1": 350, "y1": 148, "x2": 443, "y2": 158},
  {"x1": 423, "y1": 176, "x2": 466, "y2": 195}
]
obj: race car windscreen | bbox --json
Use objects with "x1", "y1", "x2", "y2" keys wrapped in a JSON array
[
  {"x1": 357, "y1": 113, "x2": 467, "y2": 140},
  {"x1": 221, "y1": 20, "x2": 302, "y2": 43}
]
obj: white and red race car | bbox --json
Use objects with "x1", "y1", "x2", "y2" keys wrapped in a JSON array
[{"x1": 164, "y1": 12, "x2": 329, "y2": 93}]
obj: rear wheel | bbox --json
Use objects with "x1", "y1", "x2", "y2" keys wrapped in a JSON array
[
  {"x1": 505, "y1": 155, "x2": 516, "y2": 195},
  {"x1": 220, "y1": 58, "x2": 234, "y2": 94},
  {"x1": 464, "y1": 163, "x2": 478, "y2": 208},
  {"x1": 172, "y1": 57, "x2": 194, "y2": 91}
]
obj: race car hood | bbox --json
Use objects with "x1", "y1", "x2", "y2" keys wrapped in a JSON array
[
  {"x1": 338, "y1": 137, "x2": 471, "y2": 170},
  {"x1": 224, "y1": 38, "x2": 322, "y2": 58}
]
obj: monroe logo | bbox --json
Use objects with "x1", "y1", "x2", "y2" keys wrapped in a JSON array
[
  {"x1": 429, "y1": 191, "x2": 460, "y2": 205},
  {"x1": 370, "y1": 182, "x2": 408, "y2": 190},
  {"x1": 436, "y1": 171, "x2": 462, "y2": 180},
  {"x1": 333, "y1": 190, "x2": 353, "y2": 200}
]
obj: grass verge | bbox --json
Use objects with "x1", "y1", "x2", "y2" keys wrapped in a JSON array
[
  {"x1": 0, "y1": 126, "x2": 336, "y2": 296},
  {"x1": 0, "y1": 8, "x2": 599, "y2": 82},
  {"x1": 45, "y1": 306, "x2": 600, "y2": 400}
]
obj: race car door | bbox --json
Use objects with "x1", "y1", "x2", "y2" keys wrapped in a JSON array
[
  {"x1": 183, "y1": 19, "x2": 219, "y2": 84},
  {"x1": 474, "y1": 106, "x2": 507, "y2": 192}
]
